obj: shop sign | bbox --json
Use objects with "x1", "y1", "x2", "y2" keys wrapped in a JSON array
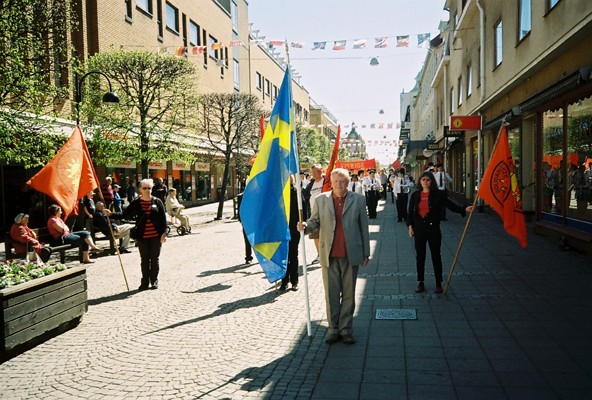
[
  {"x1": 195, "y1": 162, "x2": 210, "y2": 172},
  {"x1": 173, "y1": 161, "x2": 191, "y2": 171},
  {"x1": 449, "y1": 116, "x2": 482, "y2": 131},
  {"x1": 109, "y1": 161, "x2": 137, "y2": 169},
  {"x1": 148, "y1": 160, "x2": 166, "y2": 169}
]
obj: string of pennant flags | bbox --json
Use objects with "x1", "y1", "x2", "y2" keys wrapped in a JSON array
[
  {"x1": 303, "y1": 123, "x2": 401, "y2": 129},
  {"x1": 168, "y1": 32, "x2": 433, "y2": 57}
]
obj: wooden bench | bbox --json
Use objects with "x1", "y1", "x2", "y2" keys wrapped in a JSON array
[{"x1": 5, "y1": 228, "x2": 82, "y2": 264}]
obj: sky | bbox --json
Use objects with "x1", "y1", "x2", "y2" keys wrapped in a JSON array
[{"x1": 248, "y1": 0, "x2": 449, "y2": 165}]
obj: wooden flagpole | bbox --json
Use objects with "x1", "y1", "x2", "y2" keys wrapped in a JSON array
[
  {"x1": 443, "y1": 122, "x2": 507, "y2": 295},
  {"x1": 285, "y1": 42, "x2": 313, "y2": 339}
]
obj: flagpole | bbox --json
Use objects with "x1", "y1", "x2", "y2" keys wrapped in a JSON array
[
  {"x1": 443, "y1": 122, "x2": 507, "y2": 295},
  {"x1": 82, "y1": 126, "x2": 130, "y2": 291},
  {"x1": 286, "y1": 41, "x2": 313, "y2": 340}
]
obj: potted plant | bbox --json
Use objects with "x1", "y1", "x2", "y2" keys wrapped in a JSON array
[{"x1": 0, "y1": 260, "x2": 88, "y2": 361}]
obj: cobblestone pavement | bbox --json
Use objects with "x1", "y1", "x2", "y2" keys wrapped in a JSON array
[{"x1": 1, "y1": 198, "x2": 592, "y2": 399}]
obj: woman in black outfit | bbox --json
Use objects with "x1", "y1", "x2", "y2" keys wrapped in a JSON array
[
  {"x1": 106, "y1": 178, "x2": 167, "y2": 290},
  {"x1": 406, "y1": 171, "x2": 473, "y2": 293}
]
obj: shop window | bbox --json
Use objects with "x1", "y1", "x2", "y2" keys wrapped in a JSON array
[
  {"x1": 566, "y1": 97, "x2": 592, "y2": 223},
  {"x1": 542, "y1": 108, "x2": 564, "y2": 215}
]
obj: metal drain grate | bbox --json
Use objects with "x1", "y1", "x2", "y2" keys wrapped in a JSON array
[{"x1": 375, "y1": 308, "x2": 417, "y2": 320}]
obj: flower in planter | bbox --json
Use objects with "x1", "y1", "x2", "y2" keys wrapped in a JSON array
[{"x1": 0, "y1": 260, "x2": 69, "y2": 289}]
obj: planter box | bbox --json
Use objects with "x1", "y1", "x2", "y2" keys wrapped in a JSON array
[{"x1": 1, "y1": 266, "x2": 87, "y2": 361}]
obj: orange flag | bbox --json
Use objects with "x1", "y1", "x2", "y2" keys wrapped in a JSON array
[
  {"x1": 477, "y1": 126, "x2": 527, "y2": 247},
  {"x1": 322, "y1": 125, "x2": 341, "y2": 192},
  {"x1": 27, "y1": 126, "x2": 100, "y2": 218}
]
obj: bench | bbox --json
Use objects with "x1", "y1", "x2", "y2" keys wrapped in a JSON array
[{"x1": 5, "y1": 228, "x2": 82, "y2": 264}]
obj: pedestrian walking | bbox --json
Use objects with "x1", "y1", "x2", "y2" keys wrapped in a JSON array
[
  {"x1": 298, "y1": 168, "x2": 370, "y2": 345},
  {"x1": 362, "y1": 169, "x2": 380, "y2": 219},
  {"x1": 105, "y1": 178, "x2": 167, "y2": 290},
  {"x1": 406, "y1": 171, "x2": 473, "y2": 293}
]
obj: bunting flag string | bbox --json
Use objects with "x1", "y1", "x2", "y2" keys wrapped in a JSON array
[
  {"x1": 302, "y1": 122, "x2": 401, "y2": 130},
  {"x1": 131, "y1": 31, "x2": 434, "y2": 59}
]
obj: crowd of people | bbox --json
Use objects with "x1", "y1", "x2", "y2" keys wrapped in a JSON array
[
  {"x1": 8, "y1": 161, "x2": 472, "y2": 346},
  {"x1": 8, "y1": 176, "x2": 190, "y2": 292}
]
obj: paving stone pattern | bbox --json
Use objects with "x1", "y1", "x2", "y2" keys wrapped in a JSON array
[{"x1": 1, "y1": 198, "x2": 591, "y2": 399}]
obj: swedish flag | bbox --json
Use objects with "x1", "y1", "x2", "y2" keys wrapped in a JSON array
[{"x1": 240, "y1": 69, "x2": 298, "y2": 283}]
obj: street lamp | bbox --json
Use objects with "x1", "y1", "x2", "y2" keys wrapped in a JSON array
[{"x1": 75, "y1": 70, "x2": 120, "y2": 125}]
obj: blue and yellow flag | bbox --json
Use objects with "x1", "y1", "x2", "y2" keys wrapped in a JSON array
[{"x1": 240, "y1": 69, "x2": 298, "y2": 283}]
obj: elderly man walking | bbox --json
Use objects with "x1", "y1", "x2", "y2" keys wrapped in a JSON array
[{"x1": 298, "y1": 168, "x2": 370, "y2": 345}]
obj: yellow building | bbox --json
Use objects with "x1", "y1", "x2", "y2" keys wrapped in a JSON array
[{"x1": 410, "y1": 0, "x2": 592, "y2": 255}]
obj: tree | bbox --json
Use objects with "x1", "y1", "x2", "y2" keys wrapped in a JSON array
[
  {"x1": 0, "y1": 0, "x2": 75, "y2": 167},
  {"x1": 296, "y1": 125, "x2": 332, "y2": 168},
  {"x1": 568, "y1": 114, "x2": 592, "y2": 155},
  {"x1": 200, "y1": 93, "x2": 263, "y2": 220},
  {"x1": 83, "y1": 50, "x2": 199, "y2": 176}
]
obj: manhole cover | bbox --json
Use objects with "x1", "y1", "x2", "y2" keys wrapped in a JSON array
[{"x1": 375, "y1": 309, "x2": 417, "y2": 320}]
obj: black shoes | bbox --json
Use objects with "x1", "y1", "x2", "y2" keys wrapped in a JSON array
[
  {"x1": 138, "y1": 285, "x2": 149, "y2": 291},
  {"x1": 292, "y1": 284, "x2": 298, "y2": 291},
  {"x1": 151, "y1": 280, "x2": 158, "y2": 290},
  {"x1": 119, "y1": 248, "x2": 131, "y2": 254},
  {"x1": 342, "y1": 334, "x2": 356, "y2": 345},
  {"x1": 325, "y1": 334, "x2": 340, "y2": 344},
  {"x1": 279, "y1": 284, "x2": 288, "y2": 292},
  {"x1": 245, "y1": 256, "x2": 253, "y2": 264}
]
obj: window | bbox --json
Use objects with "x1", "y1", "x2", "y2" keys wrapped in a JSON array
[
  {"x1": 233, "y1": 59, "x2": 240, "y2": 89},
  {"x1": 264, "y1": 79, "x2": 270, "y2": 96},
  {"x1": 208, "y1": 35, "x2": 219, "y2": 61},
  {"x1": 466, "y1": 64, "x2": 472, "y2": 97},
  {"x1": 156, "y1": 0, "x2": 163, "y2": 39},
  {"x1": 457, "y1": 77, "x2": 463, "y2": 107},
  {"x1": 273, "y1": 85, "x2": 278, "y2": 100},
  {"x1": 256, "y1": 72, "x2": 262, "y2": 90},
  {"x1": 449, "y1": 87, "x2": 455, "y2": 114},
  {"x1": 231, "y1": 1, "x2": 238, "y2": 31},
  {"x1": 165, "y1": 2, "x2": 179, "y2": 32},
  {"x1": 125, "y1": 0, "x2": 133, "y2": 20},
  {"x1": 548, "y1": 0, "x2": 560, "y2": 11},
  {"x1": 494, "y1": 20, "x2": 503, "y2": 67},
  {"x1": 477, "y1": 47, "x2": 481, "y2": 87},
  {"x1": 189, "y1": 21, "x2": 200, "y2": 45},
  {"x1": 518, "y1": 0, "x2": 531, "y2": 41},
  {"x1": 136, "y1": 0, "x2": 152, "y2": 14}
]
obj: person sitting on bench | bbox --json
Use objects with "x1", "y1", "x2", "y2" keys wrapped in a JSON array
[
  {"x1": 47, "y1": 204, "x2": 102, "y2": 264},
  {"x1": 165, "y1": 188, "x2": 190, "y2": 231},
  {"x1": 93, "y1": 202, "x2": 134, "y2": 253},
  {"x1": 10, "y1": 213, "x2": 50, "y2": 262}
]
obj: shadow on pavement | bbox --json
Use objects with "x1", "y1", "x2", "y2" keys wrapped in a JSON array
[
  {"x1": 87, "y1": 289, "x2": 137, "y2": 306},
  {"x1": 184, "y1": 283, "x2": 232, "y2": 293},
  {"x1": 142, "y1": 289, "x2": 279, "y2": 335},
  {"x1": 197, "y1": 263, "x2": 254, "y2": 277}
]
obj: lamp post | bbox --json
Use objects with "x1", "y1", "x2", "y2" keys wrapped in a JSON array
[{"x1": 75, "y1": 70, "x2": 120, "y2": 125}]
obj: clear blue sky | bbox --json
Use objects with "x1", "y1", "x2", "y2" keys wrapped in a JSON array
[{"x1": 248, "y1": 0, "x2": 449, "y2": 164}]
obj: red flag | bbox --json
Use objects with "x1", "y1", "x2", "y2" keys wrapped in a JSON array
[
  {"x1": 259, "y1": 113, "x2": 265, "y2": 140},
  {"x1": 391, "y1": 159, "x2": 401, "y2": 170},
  {"x1": 27, "y1": 126, "x2": 100, "y2": 218},
  {"x1": 322, "y1": 125, "x2": 341, "y2": 192},
  {"x1": 477, "y1": 127, "x2": 527, "y2": 247}
]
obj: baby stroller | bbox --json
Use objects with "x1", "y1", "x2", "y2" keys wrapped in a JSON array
[{"x1": 166, "y1": 207, "x2": 191, "y2": 236}]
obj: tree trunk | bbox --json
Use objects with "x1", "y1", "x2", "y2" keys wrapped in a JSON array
[{"x1": 216, "y1": 153, "x2": 232, "y2": 220}]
